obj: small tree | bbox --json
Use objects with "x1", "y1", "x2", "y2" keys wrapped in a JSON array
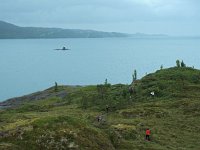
[
  {"x1": 176, "y1": 60, "x2": 180, "y2": 67},
  {"x1": 132, "y1": 69, "x2": 137, "y2": 82},
  {"x1": 181, "y1": 60, "x2": 186, "y2": 67},
  {"x1": 104, "y1": 78, "x2": 108, "y2": 85},
  {"x1": 54, "y1": 82, "x2": 58, "y2": 92},
  {"x1": 160, "y1": 65, "x2": 163, "y2": 70},
  {"x1": 104, "y1": 78, "x2": 111, "y2": 88}
]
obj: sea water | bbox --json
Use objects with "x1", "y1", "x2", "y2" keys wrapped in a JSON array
[{"x1": 0, "y1": 37, "x2": 200, "y2": 101}]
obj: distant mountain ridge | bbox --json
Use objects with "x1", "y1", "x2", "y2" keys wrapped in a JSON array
[{"x1": 0, "y1": 21, "x2": 130, "y2": 39}]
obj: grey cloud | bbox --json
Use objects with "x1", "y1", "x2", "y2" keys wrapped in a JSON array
[{"x1": 0, "y1": 0, "x2": 199, "y2": 35}]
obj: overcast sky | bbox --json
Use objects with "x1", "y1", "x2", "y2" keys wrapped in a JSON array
[{"x1": 0, "y1": 0, "x2": 200, "y2": 35}]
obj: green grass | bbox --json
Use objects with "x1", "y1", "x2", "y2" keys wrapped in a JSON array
[{"x1": 0, "y1": 67, "x2": 200, "y2": 149}]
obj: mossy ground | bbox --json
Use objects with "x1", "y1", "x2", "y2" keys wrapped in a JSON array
[{"x1": 0, "y1": 67, "x2": 200, "y2": 150}]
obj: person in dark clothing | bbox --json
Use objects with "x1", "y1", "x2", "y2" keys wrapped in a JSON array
[
  {"x1": 97, "y1": 115, "x2": 102, "y2": 122},
  {"x1": 145, "y1": 128, "x2": 151, "y2": 141},
  {"x1": 106, "y1": 105, "x2": 110, "y2": 113}
]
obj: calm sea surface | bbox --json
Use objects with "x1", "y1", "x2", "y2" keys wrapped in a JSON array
[{"x1": 0, "y1": 37, "x2": 200, "y2": 101}]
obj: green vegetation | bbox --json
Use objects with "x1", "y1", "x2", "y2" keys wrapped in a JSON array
[
  {"x1": 176, "y1": 59, "x2": 186, "y2": 68},
  {"x1": 176, "y1": 60, "x2": 181, "y2": 67},
  {"x1": 55, "y1": 82, "x2": 58, "y2": 92},
  {"x1": 181, "y1": 60, "x2": 186, "y2": 67},
  {"x1": 160, "y1": 65, "x2": 163, "y2": 70},
  {"x1": 132, "y1": 69, "x2": 137, "y2": 83},
  {"x1": 1, "y1": 66, "x2": 200, "y2": 149}
]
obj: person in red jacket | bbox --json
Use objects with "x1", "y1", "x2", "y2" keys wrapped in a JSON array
[{"x1": 145, "y1": 128, "x2": 151, "y2": 141}]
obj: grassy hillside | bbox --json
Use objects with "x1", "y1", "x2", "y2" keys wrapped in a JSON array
[{"x1": 0, "y1": 67, "x2": 200, "y2": 149}]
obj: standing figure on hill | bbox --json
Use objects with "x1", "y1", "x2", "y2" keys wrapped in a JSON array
[{"x1": 145, "y1": 128, "x2": 151, "y2": 141}]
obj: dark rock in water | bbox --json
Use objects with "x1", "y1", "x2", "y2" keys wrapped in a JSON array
[{"x1": 0, "y1": 87, "x2": 68, "y2": 108}]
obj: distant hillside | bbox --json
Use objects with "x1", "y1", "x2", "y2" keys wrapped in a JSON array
[
  {"x1": 130, "y1": 32, "x2": 168, "y2": 38},
  {"x1": 0, "y1": 21, "x2": 129, "y2": 39}
]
